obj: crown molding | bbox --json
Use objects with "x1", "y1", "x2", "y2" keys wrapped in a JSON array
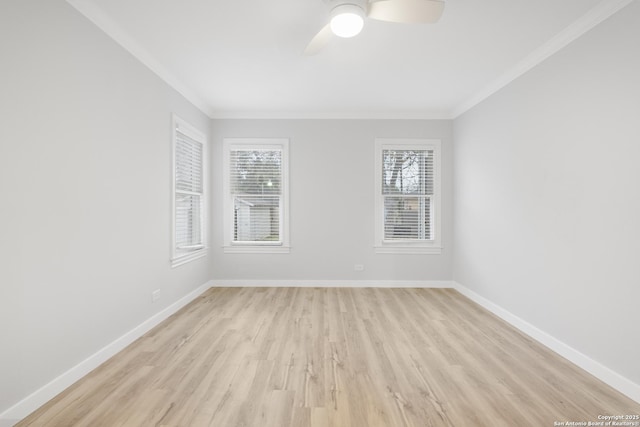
[
  {"x1": 65, "y1": 0, "x2": 214, "y2": 118},
  {"x1": 209, "y1": 110, "x2": 454, "y2": 120},
  {"x1": 452, "y1": 0, "x2": 635, "y2": 118},
  {"x1": 66, "y1": 0, "x2": 633, "y2": 122},
  {"x1": 65, "y1": 0, "x2": 452, "y2": 121}
]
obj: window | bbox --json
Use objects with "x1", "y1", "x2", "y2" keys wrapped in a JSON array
[
  {"x1": 374, "y1": 138, "x2": 441, "y2": 254},
  {"x1": 223, "y1": 138, "x2": 290, "y2": 253},
  {"x1": 171, "y1": 115, "x2": 207, "y2": 267}
]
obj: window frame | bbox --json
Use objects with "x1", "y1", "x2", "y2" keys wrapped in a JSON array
[
  {"x1": 374, "y1": 138, "x2": 442, "y2": 254},
  {"x1": 222, "y1": 138, "x2": 290, "y2": 254},
  {"x1": 171, "y1": 114, "x2": 208, "y2": 267}
]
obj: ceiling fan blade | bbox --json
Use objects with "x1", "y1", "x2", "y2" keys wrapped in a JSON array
[
  {"x1": 368, "y1": 0, "x2": 444, "y2": 24},
  {"x1": 304, "y1": 24, "x2": 332, "y2": 56}
]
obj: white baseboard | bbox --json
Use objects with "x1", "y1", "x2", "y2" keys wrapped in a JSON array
[
  {"x1": 0, "y1": 280, "x2": 213, "y2": 425},
  {"x1": 453, "y1": 281, "x2": 640, "y2": 404},
  {"x1": 12, "y1": 279, "x2": 635, "y2": 426},
  {"x1": 210, "y1": 279, "x2": 454, "y2": 288}
]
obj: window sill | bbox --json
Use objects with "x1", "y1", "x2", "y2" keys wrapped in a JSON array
[
  {"x1": 223, "y1": 246, "x2": 290, "y2": 254},
  {"x1": 374, "y1": 246, "x2": 442, "y2": 255},
  {"x1": 171, "y1": 248, "x2": 208, "y2": 268}
]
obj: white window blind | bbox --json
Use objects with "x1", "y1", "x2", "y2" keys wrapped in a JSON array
[
  {"x1": 229, "y1": 149, "x2": 282, "y2": 243},
  {"x1": 175, "y1": 131, "x2": 204, "y2": 249},
  {"x1": 172, "y1": 115, "x2": 206, "y2": 266},
  {"x1": 382, "y1": 149, "x2": 434, "y2": 240},
  {"x1": 374, "y1": 138, "x2": 441, "y2": 254}
]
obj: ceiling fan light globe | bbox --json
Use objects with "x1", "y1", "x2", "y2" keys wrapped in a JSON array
[{"x1": 330, "y1": 4, "x2": 365, "y2": 38}]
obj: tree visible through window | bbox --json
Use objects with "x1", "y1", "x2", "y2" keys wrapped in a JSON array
[
  {"x1": 375, "y1": 138, "x2": 441, "y2": 254},
  {"x1": 382, "y1": 149, "x2": 433, "y2": 240}
]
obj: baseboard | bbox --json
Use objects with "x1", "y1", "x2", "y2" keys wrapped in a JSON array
[
  {"x1": 0, "y1": 280, "x2": 213, "y2": 425},
  {"x1": 210, "y1": 279, "x2": 454, "y2": 288},
  {"x1": 12, "y1": 279, "x2": 634, "y2": 425},
  {"x1": 453, "y1": 281, "x2": 640, "y2": 404}
]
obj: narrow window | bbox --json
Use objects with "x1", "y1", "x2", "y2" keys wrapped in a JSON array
[
  {"x1": 223, "y1": 138, "x2": 290, "y2": 253},
  {"x1": 171, "y1": 115, "x2": 207, "y2": 266},
  {"x1": 375, "y1": 139, "x2": 441, "y2": 254}
]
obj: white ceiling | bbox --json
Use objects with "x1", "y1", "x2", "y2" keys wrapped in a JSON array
[{"x1": 67, "y1": 0, "x2": 629, "y2": 119}]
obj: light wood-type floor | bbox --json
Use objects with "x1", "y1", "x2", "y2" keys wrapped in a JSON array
[{"x1": 18, "y1": 288, "x2": 640, "y2": 426}]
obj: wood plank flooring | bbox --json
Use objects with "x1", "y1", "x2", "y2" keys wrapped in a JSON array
[{"x1": 17, "y1": 288, "x2": 640, "y2": 426}]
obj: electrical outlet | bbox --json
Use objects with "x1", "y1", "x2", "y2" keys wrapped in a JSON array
[
  {"x1": 354, "y1": 264, "x2": 364, "y2": 271},
  {"x1": 152, "y1": 289, "x2": 161, "y2": 302}
]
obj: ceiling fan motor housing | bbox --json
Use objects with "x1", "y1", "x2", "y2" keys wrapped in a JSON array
[
  {"x1": 330, "y1": 3, "x2": 366, "y2": 37},
  {"x1": 327, "y1": 0, "x2": 369, "y2": 13}
]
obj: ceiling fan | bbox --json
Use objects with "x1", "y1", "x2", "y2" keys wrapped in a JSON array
[{"x1": 304, "y1": 0, "x2": 444, "y2": 55}]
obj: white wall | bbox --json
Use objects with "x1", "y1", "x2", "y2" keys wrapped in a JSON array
[
  {"x1": 0, "y1": 0, "x2": 211, "y2": 416},
  {"x1": 453, "y1": 1, "x2": 640, "y2": 388},
  {"x1": 8, "y1": 0, "x2": 638, "y2": 419},
  {"x1": 210, "y1": 119, "x2": 453, "y2": 283}
]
